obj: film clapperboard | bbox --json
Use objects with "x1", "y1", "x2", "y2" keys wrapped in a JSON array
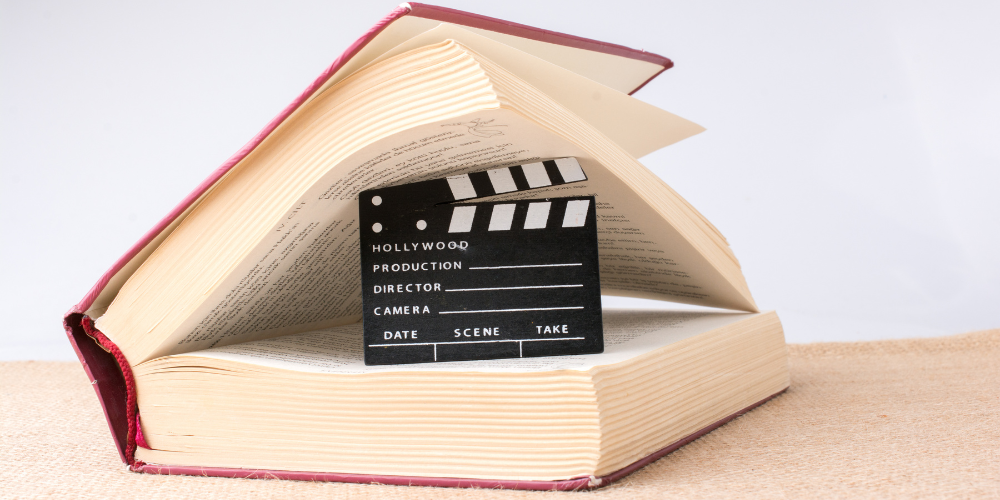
[{"x1": 359, "y1": 158, "x2": 603, "y2": 365}]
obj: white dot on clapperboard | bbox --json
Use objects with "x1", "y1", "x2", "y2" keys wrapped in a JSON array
[
  {"x1": 416, "y1": 220, "x2": 427, "y2": 230},
  {"x1": 372, "y1": 223, "x2": 382, "y2": 233},
  {"x1": 372, "y1": 196, "x2": 382, "y2": 206}
]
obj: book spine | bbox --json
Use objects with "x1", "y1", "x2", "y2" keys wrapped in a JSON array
[{"x1": 63, "y1": 313, "x2": 137, "y2": 465}]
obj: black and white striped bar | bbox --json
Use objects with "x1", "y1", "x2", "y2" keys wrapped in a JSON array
[
  {"x1": 445, "y1": 198, "x2": 591, "y2": 233},
  {"x1": 445, "y1": 157, "x2": 587, "y2": 200},
  {"x1": 358, "y1": 157, "x2": 603, "y2": 365}
]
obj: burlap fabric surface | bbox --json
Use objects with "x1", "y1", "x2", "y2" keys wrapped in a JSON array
[{"x1": 2, "y1": 330, "x2": 998, "y2": 499}]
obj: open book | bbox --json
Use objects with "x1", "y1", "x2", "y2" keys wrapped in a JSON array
[{"x1": 64, "y1": 3, "x2": 788, "y2": 490}]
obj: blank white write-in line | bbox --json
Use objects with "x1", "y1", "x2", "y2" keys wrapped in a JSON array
[
  {"x1": 445, "y1": 284, "x2": 583, "y2": 292},
  {"x1": 370, "y1": 337, "x2": 586, "y2": 347},
  {"x1": 438, "y1": 306, "x2": 584, "y2": 315},
  {"x1": 468, "y1": 263, "x2": 582, "y2": 270}
]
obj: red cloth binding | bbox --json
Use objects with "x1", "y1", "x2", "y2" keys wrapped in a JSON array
[
  {"x1": 80, "y1": 317, "x2": 144, "y2": 469},
  {"x1": 135, "y1": 413, "x2": 150, "y2": 450}
]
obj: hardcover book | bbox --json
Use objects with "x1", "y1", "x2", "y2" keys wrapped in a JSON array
[{"x1": 64, "y1": 2, "x2": 789, "y2": 490}]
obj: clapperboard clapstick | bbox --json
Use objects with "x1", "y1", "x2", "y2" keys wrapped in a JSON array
[{"x1": 359, "y1": 158, "x2": 603, "y2": 365}]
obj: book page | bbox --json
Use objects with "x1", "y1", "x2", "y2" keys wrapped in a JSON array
[
  {"x1": 168, "y1": 310, "x2": 758, "y2": 374},
  {"x1": 307, "y1": 17, "x2": 665, "y2": 101},
  {"x1": 144, "y1": 109, "x2": 744, "y2": 359},
  {"x1": 358, "y1": 25, "x2": 704, "y2": 159}
]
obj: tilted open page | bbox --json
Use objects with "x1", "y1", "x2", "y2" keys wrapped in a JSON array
[
  {"x1": 97, "y1": 41, "x2": 754, "y2": 363},
  {"x1": 139, "y1": 109, "x2": 753, "y2": 360}
]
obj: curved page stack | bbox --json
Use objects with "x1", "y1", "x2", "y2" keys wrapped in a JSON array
[{"x1": 64, "y1": 3, "x2": 789, "y2": 490}]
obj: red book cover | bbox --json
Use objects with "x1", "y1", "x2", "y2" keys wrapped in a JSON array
[{"x1": 63, "y1": 3, "x2": 779, "y2": 490}]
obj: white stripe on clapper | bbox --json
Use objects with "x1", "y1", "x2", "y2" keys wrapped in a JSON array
[
  {"x1": 446, "y1": 174, "x2": 477, "y2": 200},
  {"x1": 521, "y1": 162, "x2": 552, "y2": 188},
  {"x1": 554, "y1": 157, "x2": 587, "y2": 182},
  {"x1": 448, "y1": 206, "x2": 477, "y2": 233},
  {"x1": 562, "y1": 199, "x2": 590, "y2": 227},
  {"x1": 523, "y1": 202, "x2": 551, "y2": 229},
  {"x1": 487, "y1": 167, "x2": 518, "y2": 193},
  {"x1": 488, "y1": 204, "x2": 516, "y2": 231}
]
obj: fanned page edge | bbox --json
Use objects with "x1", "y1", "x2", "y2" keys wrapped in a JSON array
[
  {"x1": 403, "y1": 2, "x2": 673, "y2": 93},
  {"x1": 129, "y1": 390, "x2": 785, "y2": 490}
]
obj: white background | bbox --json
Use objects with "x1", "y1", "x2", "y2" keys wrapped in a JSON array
[{"x1": 2, "y1": 0, "x2": 997, "y2": 360}]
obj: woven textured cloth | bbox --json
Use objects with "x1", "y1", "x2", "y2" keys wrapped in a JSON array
[{"x1": 2, "y1": 330, "x2": 998, "y2": 499}]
